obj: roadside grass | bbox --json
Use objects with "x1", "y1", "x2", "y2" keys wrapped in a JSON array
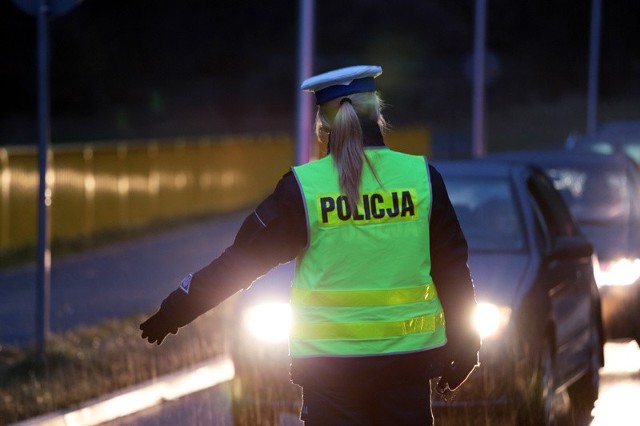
[{"x1": 0, "y1": 300, "x2": 236, "y2": 425}]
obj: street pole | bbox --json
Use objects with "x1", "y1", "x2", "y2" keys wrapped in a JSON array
[
  {"x1": 294, "y1": 0, "x2": 315, "y2": 165},
  {"x1": 471, "y1": 0, "x2": 487, "y2": 158},
  {"x1": 36, "y1": 0, "x2": 52, "y2": 358},
  {"x1": 586, "y1": 0, "x2": 602, "y2": 136},
  {"x1": 12, "y1": 0, "x2": 83, "y2": 358}
]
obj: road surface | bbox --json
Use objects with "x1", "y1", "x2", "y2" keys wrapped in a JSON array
[{"x1": 0, "y1": 211, "x2": 249, "y2": 345}]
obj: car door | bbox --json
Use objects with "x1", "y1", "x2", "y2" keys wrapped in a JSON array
[
  {"x1": 625, "y1": 162, "x2": 640, "y2": 256},
  {"x1": 527, "y1": 172, "x2": 594, "y2": 383}
]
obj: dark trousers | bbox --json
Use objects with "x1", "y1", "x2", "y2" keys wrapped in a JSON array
[{"x1": 299, "y1": 381, "x2": 434, "y2": 426}]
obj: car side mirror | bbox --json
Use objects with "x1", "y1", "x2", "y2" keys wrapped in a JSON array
[{"x1": 551, "y1": 235, "x2": 594, "y2": 261}]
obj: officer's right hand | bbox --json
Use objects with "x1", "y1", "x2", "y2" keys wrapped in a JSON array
[
  {"x1": 140, "y1": 310, "x2": 178, "y2": 345},
  {"x1": 436, "y1": 350, "x2": 479, "y2": 394}
]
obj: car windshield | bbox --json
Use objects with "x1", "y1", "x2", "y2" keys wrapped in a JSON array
[
  {"x1": 445, "y1": 176, "x2": 525, "y2": 251},
  {"x1": 623, "y1": 143, "x2": 640, "y2": 164},
  {"x1": 545, "y1": 167, "x2": 631, "y2": 224}
]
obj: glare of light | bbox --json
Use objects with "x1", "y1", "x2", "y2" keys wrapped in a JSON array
[
  {"x1": 590, "y1": 342, "x2": 640, "y2": 425},
  {"x1": 595, "y1": 258, "x2": 640, "y2": 287},
  {"x1": 243, "y1": 302, "x2": 291, "y2": 343},
  {"x1": 591, "y1": 382, "x2": 640, "y2": 426},
  {"x1": 473, "y1": 302, "x2": 511, "y2": 339},
  {"x1": 601, "y1": 341, "x2": 640, "y2": 375},
  {"x1": 62, "y1": 356, "x2": 234, "y2": 426}
]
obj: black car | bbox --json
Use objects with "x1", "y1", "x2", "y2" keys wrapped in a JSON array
[
  {"x1": 489, "y1": 149, "x2": 640, "y2": 346},
  {"x1": 433, "y1": 159, "x2": 603, "y2": 425},
  {"x1": 566, "y1": 120, "x2": 640, "y2": 166}
]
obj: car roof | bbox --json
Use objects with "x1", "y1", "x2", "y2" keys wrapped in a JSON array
[
  {"x1": 597, "y1": 120, "x2": 640, "y2": 136},
  {"x1": 432, "y1": 158, "x2": 531, "y2": 179},
  {"x1": 570, "y1": 121, "x2": 640, "y2": 146},
  {"x1": 486, "y1": 149, "x2": 635, "y2": 170}
]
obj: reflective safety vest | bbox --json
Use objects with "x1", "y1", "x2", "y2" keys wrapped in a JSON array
[{"x1": 290, "y1": 148, "x2": 446, "y2": 357}]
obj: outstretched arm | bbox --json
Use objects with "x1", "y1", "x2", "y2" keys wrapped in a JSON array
[{"x1": 141, "y1": 172, "x2": 306, "y2": 345}]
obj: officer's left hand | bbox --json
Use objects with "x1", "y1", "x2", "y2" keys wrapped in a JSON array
[{"x1": 140, "y1": 310, "x2": 178, "y2": 345}]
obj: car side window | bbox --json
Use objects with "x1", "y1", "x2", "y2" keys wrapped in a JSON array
[
  {"x1": 627, "y1": 167, "x2": 640, "y2": 222},
  {"x1": 528, "y1": 189, "x2": 549, "y2": 251},
  {"x1": 527, "y1": 174, "x2": 578, "y2": 238}
]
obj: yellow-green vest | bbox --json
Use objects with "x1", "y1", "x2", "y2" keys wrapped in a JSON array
[{"x1": 290, "y1": 147, "x2": 446, "y2": 357}]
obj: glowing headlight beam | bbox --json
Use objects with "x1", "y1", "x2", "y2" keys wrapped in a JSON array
[
  {"x1": 595, "y1": 258, "x2": 640, "y2": 287},
  {"x1": 473, "y1": 302, "x2": 511, "y2": 340},
  {"x1": 243, "y1": 302, "x2": 291, "y2": 343}
]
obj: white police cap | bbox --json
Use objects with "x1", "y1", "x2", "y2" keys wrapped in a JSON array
[{"x1": 301, "y1": 65, "x2": 383, "y2": 105}]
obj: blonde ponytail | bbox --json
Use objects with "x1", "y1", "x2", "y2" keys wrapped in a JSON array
[
  {"x1": 332, "y1": 99, "x2": 363, "y2": 213},
  {"x1": 315, "y1": 92, "x2": 386, "y2": 213}
]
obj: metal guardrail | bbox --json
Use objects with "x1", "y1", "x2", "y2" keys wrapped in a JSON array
[
  {"x1": 0, "y1": 134, "x2": 294, "y2": 252},
  {"x1": 0, "y1": 128, "x2": 429, "y2": 253}
]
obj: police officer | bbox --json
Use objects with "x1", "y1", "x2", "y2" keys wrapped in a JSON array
[{"x1": 140, "y1": 65, "x2": 480, "y2": 425}]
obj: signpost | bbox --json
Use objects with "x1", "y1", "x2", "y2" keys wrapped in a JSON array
[
  {"x1": 471, "y1": 0, "x2": 487, "y2": 158},
  {"x1": 586, "y1": 0, "x2": 602, "y2": 136},
  {"x1": 295, "y1": 0, "x2": 315, "y2": 165},
  {"x1": 11, "y1": 0, "x2": 83, "y2": 357}
]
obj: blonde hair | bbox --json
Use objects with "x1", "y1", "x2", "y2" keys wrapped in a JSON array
[{"x1": 315, "y1": 91, "x2": 387, "y2": 213}]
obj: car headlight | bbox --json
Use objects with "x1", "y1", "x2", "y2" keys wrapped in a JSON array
[
  {"x1": 473, "y1": 302, "x2": 511, "y2": 340},
  {"x1": 595, "y1": 257, "x2": 640, "y2": 287},
  {"x1": 242, "y1": 302, "x2": 291, "y2": 343}
]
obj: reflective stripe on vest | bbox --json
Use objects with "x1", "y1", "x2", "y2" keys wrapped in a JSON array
[
  {"x1": 290, "y1": 311, "x2": 445, "y2": 340},
  {"x1": 291, "y1": 283, "x2": 439, "y2": 306},
  {"x1": 291, "y1": 148, "x2": 446, "y2": 357}
]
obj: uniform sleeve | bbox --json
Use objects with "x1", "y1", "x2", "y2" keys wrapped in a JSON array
[
  {"x1": 157, "y1": 171, "x2": 307, "y2": 327},
  {"x1": 428, "y1": 164, "x2": 481, "y2": 354}
]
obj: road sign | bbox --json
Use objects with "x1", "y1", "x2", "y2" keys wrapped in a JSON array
[{"x1": 11, "y1": 0, "x2": 83, "y2": 17}]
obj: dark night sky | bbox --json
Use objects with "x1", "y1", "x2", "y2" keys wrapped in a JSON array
[{"x1": 2, "y1": 0, "x2": 640, "y2": 146}]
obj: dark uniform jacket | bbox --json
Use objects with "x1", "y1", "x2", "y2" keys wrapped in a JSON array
[{"x1": 156, "y1": 121, "x2": 480, "y2": 389}]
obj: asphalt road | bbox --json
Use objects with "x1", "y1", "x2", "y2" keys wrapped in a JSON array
[
  {"x1": 0, "y1": 211, "x2": 249, "y2": 346},
  {"x1": 100, "y1": 382, "x2": 235, "y2": 426}
]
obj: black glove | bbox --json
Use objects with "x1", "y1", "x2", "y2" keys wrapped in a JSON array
[
  {"x1": 436, "y1": 351, "x2": 479, "y2": 394},
  {"x1": 140, "y1": 310, "x2": 178, "y2": 345}
]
